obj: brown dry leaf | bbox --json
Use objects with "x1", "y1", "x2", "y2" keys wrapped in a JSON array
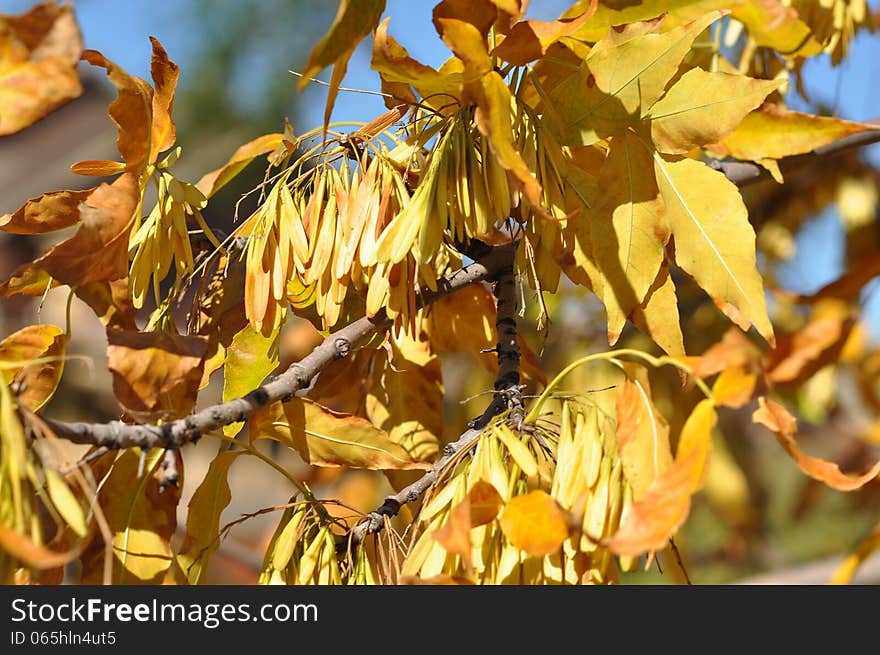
[
  {"x1": 491, "y1": 0, "x2": 597, "y2": 65},
  {"x1": 607, "y1": 399, "x2": 717, "y2": 556},
  {"x1": 433, "y1": 495, "x2": 473, "y2": 570},
  {"x1": 0, "y1": 324, "x2": 66, "y2": 411},
  {"x1": 33, "y1": 173, "x2": 139, "y2": 287},
  {"x1": 79, "y1": 449, "x2": 180, "y2": 584},
  {"x1": 0, "y1": 523, "x2": 80, "y2": 570},
  {"x1": 0, "y1": 2, "x2": 83, "y2": 135},
  {"x1": 79, "y1": 50, "x2": 153, "y2": 173},
  {"x1": 298, "y1": 0, "x2": 386, "y2": 128},
  {"x1": 616, "y1": 364, "x2": 673, "y2": 500},
  {"x1": 752, "y1": 397, "x2": 880, "y2": 491},
  {"x1": 499, "y1": 490, "x2": 569, "y2": 556},
  {"x1": 251, "y1": 397, "x2": 430, "y2": 471},
  {"x1": 196, "y1": 133, "x2": 283, "y2": 199},
  {"x1": 74, "y1": 278, "x2": 137, "y2": 330},
  {"x1": 107, "y1": 328, "x2": 208, "y2": 422},
  {"x1": 0, "y1": 188, "x2": 93, "y2": 234},
  {"x1": 148, "y1": 36, "x2": 178, "y2": 161},
  {"x1": 765, "y1": 304, "x2": 855, "y2": 387},
  {"x1": 691, "y1": 327, "x2": 762, "y2": 379}
]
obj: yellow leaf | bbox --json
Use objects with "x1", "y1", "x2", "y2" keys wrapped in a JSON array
[
  {"x1": 630, "y1": 263, "x2": 686, "y2": 356},
  {"x1": 499, "y1": 490, "x2": 569, "y2": 556},
  {"x1": 195, "y1": 133, "x2": 283, "y2": 199},
  {"x1": 44, "y1": 469, "x2": 87, "y2": 538},
  {"x1": 222, "y1": 324, "x2": 279, "y2": 436},
  {"x1": 752, "y1": 397, "x2": 880, "y2": 491},
  {"x1": 298, "y1": 0, "x2": 386, "y2": 128},
  {"x1": 251, "y1": 398, "x2": 430, "y2": 471},
  {"x1": 830, "y1": 523, "x2": 880, "y2": 585},
  {"x1": 648, "y1": 69, "x2": 781, "y2": 154},
  {"x1": 493, "y1": 424, "x2": 538, "y2": 478},
  {"x1": 176, "y1": 451, "x2": 241, "y2": 584},
  {"x1": 491, "y1": 0, "x2": 598, "y2": 66},
  {"x1": 548, "y1": 12, "x2": 720, "y2": 145},
  {"x1": 563, "y1": 0, "x2": 731, "y2": 42},
  {"x1": 731, "y1": 0, "x2": 823, "y2": 57},
  {"x1": 606, "y1": 399, "x2": 716, "y2": 556},
  {"x1": 0, "y1": 324, "x2": 67, "y2": 411},
  {"x1": 79, "y1": 449, "x2": 180, "y2": 584},
  {"x1": 712, "y1": 104, "x2": 880, "y2": 161},
  {"x1": 590, "y1": 131, "x2": 666, "y2": 342},
  {"x1": 433, "y1": 496, "x2": 473, "y2": 570},
  {"x1": 711, "y1": 366, "x2": 758, "y2": 409},
  {"x1": 654, "y1": 154, "x2": 774, "y2": 345}
]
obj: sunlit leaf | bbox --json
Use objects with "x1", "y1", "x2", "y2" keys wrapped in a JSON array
[
  {"x1": 731, "y1": 0, "x2": 823, "y2": 57},
  {"x1": 654, "y1": 155, "x2": 774, "y2": 345},
  {"x1": 195, "y1": 133, "x2": 283, "y2": 199},
  {"x1": 148, "y1": 36, "x2": 179, "y2": 161},
  {"x1": 433, "y1": 495, "x2": 473, "y2": 570},
  {"x1": 630, "y1": 263, "x2": 686, "y2": 356},
  {"x1": 222, "y1": 324, "x2": 279, "y2": 437},
  {"x1": 499, "y1": 490, "x2": 569, "y2": 556},
  {"x1": 0, "y1": 188, "x2": 93, "y2": 234},
  {"x1": 491, "y1": 0, "x2": 597, "y2": 65}
]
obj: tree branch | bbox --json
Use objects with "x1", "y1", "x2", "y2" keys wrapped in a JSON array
[
  {"x1": 41, "y1": 243, "x2": 517, "y2": 450},
  {"x1": 350, "y1": 243, "x2": 523, "y2": 544}
]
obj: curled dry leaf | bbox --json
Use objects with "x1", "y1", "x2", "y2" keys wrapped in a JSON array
[
  {"x1": 0, "y1": 188, "x2": 93, "y2": 235},
  {"x1": 752, "y1": 396, "x2": 880, "y2": 491},
  {"x1": 0, "y1": 2, "x2": 83, "y2": 135},
  {"x1": 107, "y1": 328, "x2": 208, "y2": 422},
  {"x1": 0, "y1": 323, "x2": 67, "y2": 411}
]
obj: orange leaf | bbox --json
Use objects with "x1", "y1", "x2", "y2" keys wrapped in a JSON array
[
  {"x1": 196, "y1": 133, "x2": 283, "y2": 199},
  {"x1": 616, "y1": 365, "x2": 673, "y2": 500},
  {"x1": 433, "y1": 0, "x2": 499, "y2": 39},
  {"x1": 70, "y1": 159, "x2": 127, "y2": 177},
  {"x1": 74, "y1": 278, "x2": 137, "y2": 330},
  {"x1": 468, "y1": 479, "x2": 504, "y2": 526},
  {"x1": 607, "y1": 399, "x2": 717, "y2": 557},
  {"x1": 33, "y1": 173, "x2": 139, "y2": 287},
  {"x1": 0, "y1": 324, "x2": 67, "y2": 411},
  {"x1": 82, "y1": 49, "x2": 154, "y2": 173},
  {"x1": 765, "y1": 307, "x2": 854, "y2": 387},
  {"x1": 433, "y1": 496, "x2": 473, "y2": 569},
  {"x1": 499, "y1": 490, "x2": 569, "y2": 556},
  {"x1": 0, "y1": 2, "x2": 83, "y2": 135},
  {"x1": 491, "y1": 0, "x2": 597, "y2": 65},
  {"x1": 148, "y1": 36, "x2": 179, "y2": 161},
  {"x1": 752, "y1": 397, "x2": 880, "y2": 491},
  {"x1": 0, "y1": 188, "x2": 93, "y2": 234},
  {"x1": 107, "y1": 328, "x2": 208, "y2": 422},
  {"x1": 0, "y1": 523, "x2": 79, "y2": 570}
]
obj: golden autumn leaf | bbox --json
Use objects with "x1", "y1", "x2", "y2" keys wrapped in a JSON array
[
  {"x1": 32, "y1": 173, "x2": 140, "y2": 287},
  {"x1": 0, "y1": 324, "x2": 66, "y2": 411},
  {"x1": 177, "y1": 450, "x2": 241, "y2": 584},
  {"x1": 0, "y1": 188, "x2": 93, "y2": 234},
  {"x1": 0, "y1": 2, "x2": 83, "y2": 135},
  {"x1": 106, "y1": 328, "x2": 208, "y2": 422},
  {"x1": 562, "y1": 0, "x2": 729, "y2": 42},
  {"x1": 647, "y1": 68, "x2": 781, "y2": 155},
  {"x1": 712, "y1": 103, "x2": 880, "y2": 162},
  {"x1": 74, "y1": 278, "x2": 137, "y2": 331},
  {"x1": 499, "y1": 490, "x2": 569, "y2": 556},
  {"x1": 468, "y1": 479, "x2": 504, "y2": 526},
  {"x1": 731, "y1": 0, "x2": 823, "y2": 57},
  {"x1": 196, "y1": 133, "x2": 283, "y2": 199},
  {"x1": 654, "y1": 155, "x2": 774, "y2": 345},
  {"x1": 606, "y1": 399, "x2": 717, "y2": 557},
  {"x1": 0, "y1": 523, "x2": 79, "y2": 570},
  {"x1": 79, "y1": 449, "x2": 180, "y2": 584},
  {"x1": 615, "y1": 365, "x2": 673, "y2": 500},
  {"x1": 752, "y1": 397, "x2": 880, "y2": 491},
  {"x1": 298, "y1": 0, "x2": 386, "y2": 128},
  {"x1": 147, "y1": 36, "x2": 179, "y2": 162},
  {"x1": 547, "y1": 12, "x2": 719, "y2": 146},
  {"x1": 590, "y1": 130, "x2": 666, "y2": 343},
  {"x1": 251, "y1": 398, "x2": 430, "y2": 471}
]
